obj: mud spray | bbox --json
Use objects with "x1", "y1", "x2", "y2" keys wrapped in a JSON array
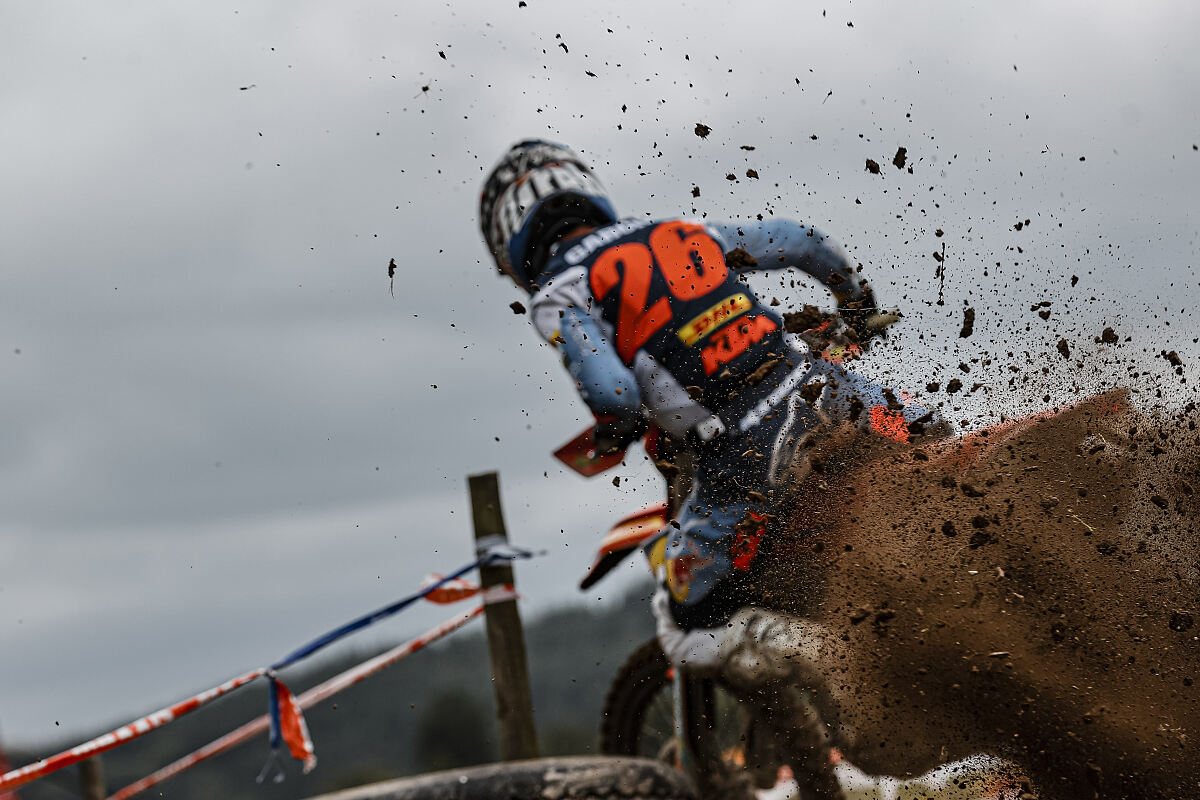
[{"x1": 754, "y1": 329, "x2": 1197, "y2": 800}]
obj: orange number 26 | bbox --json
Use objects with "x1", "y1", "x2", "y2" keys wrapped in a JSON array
[{"x1": 590, "y1": 222, "x2": 729, "y2": 363}]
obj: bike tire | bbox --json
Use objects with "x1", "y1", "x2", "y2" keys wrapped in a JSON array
[
  {"x1": 302, "y1": 756, "x2": 695, "y2": 800},
  {"x1": 600, "y1": 639, "x2": 675, "y2": 759},
  {"x1": 601, "y1": 640, "x2": 783, "y2": 791}
]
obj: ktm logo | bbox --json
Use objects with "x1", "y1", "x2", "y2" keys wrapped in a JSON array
[{"x1": 700, "y1": 314, "x2": 778, "y2": 375}]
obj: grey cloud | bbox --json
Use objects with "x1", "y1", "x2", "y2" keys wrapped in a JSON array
[{"x1": 1, "y1": 0, "x2": 1197, "y2": 742}]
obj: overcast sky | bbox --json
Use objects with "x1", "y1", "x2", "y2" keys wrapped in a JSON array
[{"x1": 2, "y1": 0, "x2": 1198, "y2": 746}]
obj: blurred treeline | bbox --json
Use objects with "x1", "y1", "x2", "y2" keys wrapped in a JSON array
[{"x1": 10, "y1": 583, "x2": 654, "y2": 800}]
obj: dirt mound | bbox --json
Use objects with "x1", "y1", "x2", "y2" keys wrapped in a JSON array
[{"x1": 759, "y1": 389, "x2": 1200, "y2": 798}]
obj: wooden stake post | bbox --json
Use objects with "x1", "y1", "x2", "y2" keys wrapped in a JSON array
[
  {"x1": 467, "y1": 472, "x2": 539, "y2": 761},
  {"x1": 79, "y1": 756, "x2": 105, "y2": 800}
]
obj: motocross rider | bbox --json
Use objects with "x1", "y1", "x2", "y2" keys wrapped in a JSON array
[{"x1": 479, "y1": 140, "x2": 932, "y2": 797}]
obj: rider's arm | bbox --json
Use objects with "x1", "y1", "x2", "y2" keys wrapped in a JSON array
[
  {"x1": 708, "y1": 219, "x2": 872, "y2": 309},
  {"x1": 544, "y1": 303, "x2": 646, "y2": 452}
]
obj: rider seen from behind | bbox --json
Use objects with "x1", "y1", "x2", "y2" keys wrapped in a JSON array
[{"x1": 479, "y1": 140, "x2": 941, "y2": 799}]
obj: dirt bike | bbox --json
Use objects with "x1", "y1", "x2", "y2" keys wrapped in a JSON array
[
  {"x1": 569, "y1": 502, "x2": 1023, "y2": 800},
  {"x1": 554, "y1": 313, "x2": 1026, "y2": 800}
]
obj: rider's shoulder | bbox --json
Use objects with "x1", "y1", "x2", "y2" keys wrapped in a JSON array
[{"x1": 549, "y1": 218, "x2": 661, "y2": 268}]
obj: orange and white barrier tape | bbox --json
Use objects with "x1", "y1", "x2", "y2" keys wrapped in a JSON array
[
  {"x1": 0, "y1": 668, "x2": 268, "y2": 794},
  {"x1": 107, "y1": 584, "x2": 516, "y2": 800}
]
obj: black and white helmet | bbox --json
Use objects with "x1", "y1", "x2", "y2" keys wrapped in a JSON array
[{"x1": 479, "y1": 140, "x2": 617, "y2": 291}]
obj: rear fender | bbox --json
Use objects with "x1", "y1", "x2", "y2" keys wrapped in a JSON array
[{"x1": 579, "y1": 502, "x2": 669, "y2": 590}]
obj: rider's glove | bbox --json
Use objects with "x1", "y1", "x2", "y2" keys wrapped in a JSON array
[
  {"x1": 859, "y1": 308, "x2": 901, "y2": 338},
  {"x1": 593, "y1": 413, "x2": 648, "y2": 456}
]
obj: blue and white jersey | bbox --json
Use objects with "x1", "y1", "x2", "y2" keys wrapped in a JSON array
[{"x1": 529, "y1": 217, "x2": 861, "y2": 436}]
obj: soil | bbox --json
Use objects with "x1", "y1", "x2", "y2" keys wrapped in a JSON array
[
  {"x1": 781, "y1": 305, "x2": 830, "y2": 333},
  {"x1": 757, "y1": 390, "x2": 1200, "y2": 799}
]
